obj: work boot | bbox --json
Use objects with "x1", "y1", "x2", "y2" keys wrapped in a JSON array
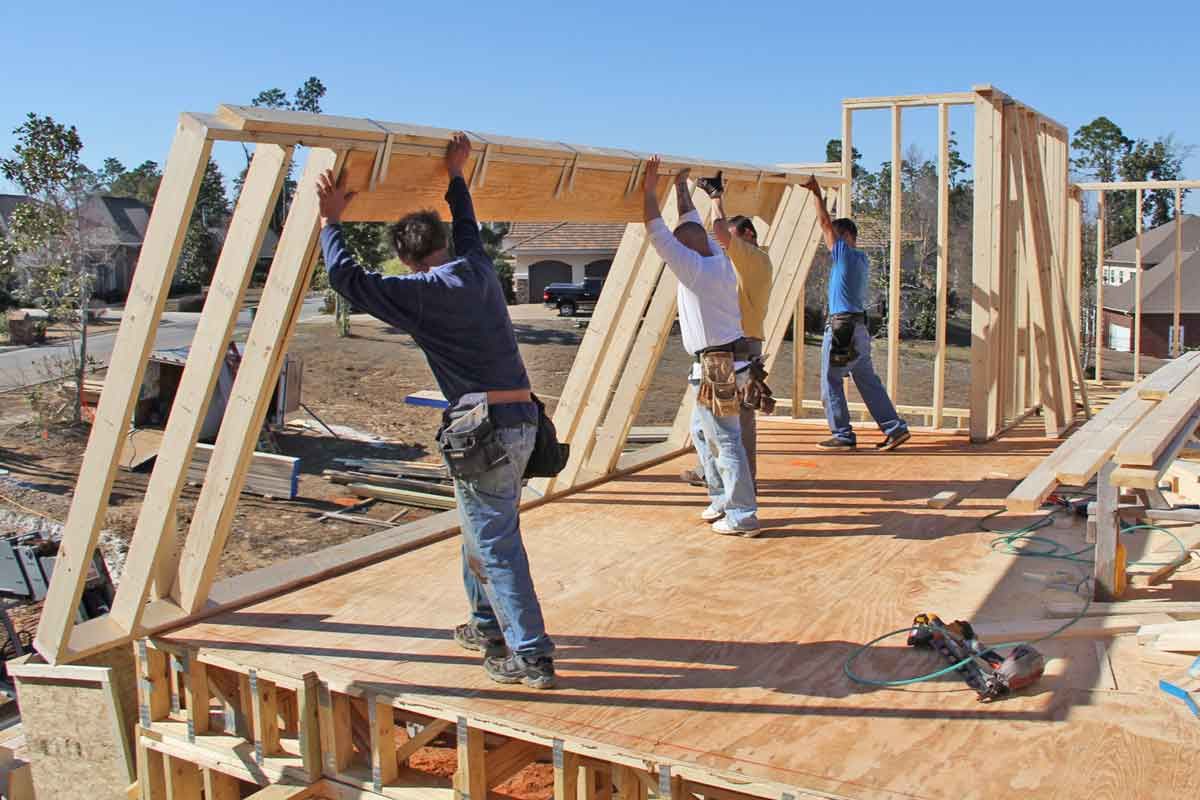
[
  {"x1": 483, "y1": 654, "x2": 557, "y2": 689},
  {"x1": 700, "y1": 504, "x2": 724, "y2": 522},
  {"x1": 817, "y1": 437, "x2": 856, "y2": 450},
  {"x1": 454, "y1": 623, "x2": 506, "y2": 658},
  {"x1": 680, "y1": 466, "x2": 706, "y2": 486},
  {"x1": 875, "y1": 430, "x2": 911, "y2": 451}
]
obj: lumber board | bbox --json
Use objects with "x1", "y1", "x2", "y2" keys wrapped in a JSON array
[
  {"x1": 970, "y1": 613, "x2": 1174, "y2": 643},
  {"x1": 969, "y1": 93, "x2": 999, "y2": 442},
  {"x1": 926, "y1": 491, "x2": 960, "y2": 509},
  {"x1": 1046, "y1": 601, "x2": 1200, "y2": 618},
  {"x1": 346, "y1": 484, "x2": 458, "y2": 510},
  {"x1": 1152, "y1": 634, "x2": 1200, "y2": 654},
  {"x1": 1174, "y1": 188, "x2": 1184, "y2": 356},
  {"x1": 107, "y1": 143, "x2": 293, "y2": 639},
  {"x1": 933, "y1": 103, "x2": 950, "y2": 427},
  {"x1": 1137, "y1": 351, "x2": 1200, "y2": 400},
  {"x1": 35, "y1": 121, "x2": 212, "y2": 664},
  {"x1": 1075, "y1": 179, "x2": 1200, "y2": 191},
  {"x1": 840, "y1": 107, "x2": 852, "y2": 215},
  {"x1": 886, "y1": 105, "x2": 902, "y2": 399},
  {"x1": 1116, "y1": 369, "x2": 1200, "y2": 466},
  {"x1": 1052, "y1": 385, "x2": 1158, "y2": 486},
  {"x1": 1134, "y1": 189, "x2": 1144, "y2": 379},
  {"x1": 841, "y1": 92, "x2": 976, "y2": 109},
  {"x1": 1095, "y1": 193, "x2": 1106, "y2": 381},
  {"x1": 173, "y1": 148, "x2": 344, "y2": 614}
]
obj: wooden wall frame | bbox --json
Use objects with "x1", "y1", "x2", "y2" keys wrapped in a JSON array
[
  {"x1": 838, "y1": 86, "x2": 1083, "y2": 441},
  {"x1": 1075, "y1": 179, "x2": 1199, "y2": 380},
  {"x1": 33, "y1": 107, "x2": 843, "y2": 665}
]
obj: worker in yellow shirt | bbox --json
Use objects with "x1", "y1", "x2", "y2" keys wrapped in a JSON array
[{"x1": 677, "y1": 171, "x2": 774, "y2": 484}]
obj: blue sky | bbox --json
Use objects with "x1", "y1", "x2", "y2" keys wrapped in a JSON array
[{"x1": 2, "y1": 0, "x2": 1197, "y2": 211}]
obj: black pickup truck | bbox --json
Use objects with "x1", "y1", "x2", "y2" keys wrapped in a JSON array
[{"x1": 543, "y1": 276, "x2": 604, "y2": 317}]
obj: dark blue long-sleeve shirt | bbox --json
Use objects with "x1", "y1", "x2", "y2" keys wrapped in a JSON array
[{"x1": 321, "y1": 176, "x2": 536, "y2": 427}]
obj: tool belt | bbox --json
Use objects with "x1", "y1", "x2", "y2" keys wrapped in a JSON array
[
  {"x1": 436, "y1": 393, "x2": 509, "y2": 479},
  {"x1": 696, "y1": 351, "x2": 742, "y2": 417},
  {"x1": 693, "y1": 337, "x2": 758, "y2": 363},
  {"x1": 828, "y1": 312, "x2": 864, "y2": 367}
]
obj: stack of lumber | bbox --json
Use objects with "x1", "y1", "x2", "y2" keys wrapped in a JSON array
[
  {"x1": 325, "y1": 458, "x2": 456, "y2": 510},
  {"x1": 188, "y1": 443, "x2": 299, "y2": 499},
  {"x1": 1007, "y1": 352, "x2": 1200, "y2": 512}
]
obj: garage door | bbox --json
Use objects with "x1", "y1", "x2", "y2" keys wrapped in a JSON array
[
  {"x1": 1108, "y1": 322, "x2": 1131, "y2": 352},
  {"x1": 528, "y1": 260, "x2": 573, "y2": 303}
]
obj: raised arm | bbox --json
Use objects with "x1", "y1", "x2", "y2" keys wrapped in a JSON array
[
  {"x1": 803, "y1": 176, "x2": 836, "y2": 251},
  {"x1": 444, "y1": 132, "x2": 484, "y2": 257},
  {"x1": 710, "y1": 194, "x2": 733, "y2": 248},
  {"x1": 642, "y1": 156, "x2": 709, "y2": 289},
  {"x1": 674, "y1": 167, "x2": 696, "y2": 218}
]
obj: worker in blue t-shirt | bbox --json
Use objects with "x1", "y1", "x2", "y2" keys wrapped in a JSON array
[{"x1": 802, "y1": 177, "x2": 910, "y2": 451}]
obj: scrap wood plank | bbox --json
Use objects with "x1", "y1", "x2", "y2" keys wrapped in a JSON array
[
  {"x1": 971, "y1": 612, "x2": 1173, "y2": 642},
  {"x1": 324, "y1": 469, "x2": 455, "y2": 497},
  {"x1": 1046, "y1": 601, "x2": 1200, "y2": 619},
  {"x1": 927, "y1": 491, "x2": 960, "y2": 509},
  {"x1": 1139, "y1": 620, "x2": 1200, "y2": 645},
  {"x1": 1153, "y1": 633, "x2": 1200, "y2": 654},
  {"x1": 8, "y1": 663, "x2": 135, "y2": 800},
  {"x1": 189, "y1": 443, "x2": 299, "y2": 499},
  {"x1": 1116, "y1": 368, "x2": 1200, "y2": 466},
  {"x1": 119, "y1": 428, "x2": 166, "y2": 471}
]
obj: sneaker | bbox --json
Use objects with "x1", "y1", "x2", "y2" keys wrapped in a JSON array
[
  {"x1": 483, "y1": 654, "x2": 556, "y2": 689},
  {"x1": 712, "y1": 518, "x2": 762, "y2": 538},
  {"x1": 680, "y1": 467, "x2": 706, "y2": 487},
  {"x1": 454, "y1": 623, "x2": 506, "y2": 658},
  {"x1": 700, "y1": 505, "x2": 724, "y2": 522},
  {"x1": 875, "y1": 430, "x2": 911, "y2": 451},
  {"x1": 817, "y1": 437, "x2": 856, "y2": 450}
]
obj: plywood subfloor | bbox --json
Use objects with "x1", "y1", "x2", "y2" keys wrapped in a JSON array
[{"x1": 163, "y1": 419, "x2": 1200, "y2": 800}]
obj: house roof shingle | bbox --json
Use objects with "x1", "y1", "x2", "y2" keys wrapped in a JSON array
[
  {"x1": 505, "y1": 222, "x2": 627, "y2": 254},
  {"x1": 1103, "y1": 248, "x2": 1200, "y2": 314},
  {"x1": 1107, "y1": 214, "x2": 1200, "y2": 266}
]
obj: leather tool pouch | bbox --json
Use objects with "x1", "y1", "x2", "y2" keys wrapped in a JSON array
[
  {"x1": 697, "y1": 351, "x2": 741, "y2": 417},
  {"x1": 437, "y1": 395, "x2": 508, "y2": 480},
  {"x1": 829, "y1": 313, "x2": 860, "y2": 367},
  {"x1": 523, "y1": 393, "x2": 569, "y2": 479},
  {"x1": 742, "y1": 356, "x2": 776, "y2": 415}
]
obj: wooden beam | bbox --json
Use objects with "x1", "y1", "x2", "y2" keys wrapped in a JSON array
[
  {"x1": 1174, "y1": 188, "x2": 1184, "y2": 356},
  {"x1": 369, "y1": 697, "x2": 399, "y2": 791},
  {"x1": 1075, "y1": 179, "x2": 1200, "y2": 191},
  {"x1": 969, "y1": 93, "x2": 999, "y2": 442},
  {"x1": 165, "y1": 754, "x2": 203, "y2": 800},
  {"x1": 887, "y1": 104, "x2": 902, "y2": 399},
  {"x1": 840, "y1": 106, "x2": 853, "y2": 215},
  {"x1": 1095, "y1": 192, "x2": 1106, "y2": 381},
  {"x1": 1134, "y1": 188, "x2": 1144, "y2": 381},
  {"x1": 1093, "y1": 462, "x2": 1120, "y2": 600},
  {"x1": 842, "y1": 92, "x2": 976, "y2": 110},
  {"x1": 172, "y1": 148, "x2": 345, "y2": 614},
  {"x1": 455, "y1": 720, "x2": 486, "y2": 800},
  {"x1": 202, "y1": 769, "x2": 242, "y2": 800},
  {"x1": 107, "y1": 143, "x2": 292, "y2": 638},
  {"x1": 1016, "y1": 111, "x2": 1068, "y2": 436},
  {"x1": 792, "y1": 291, "x2": 805, "y2": 420},
  {"x1": 34, "y1": 120, "x2": 212, "y2": 663},
  {"x1": 296, "y1": 672, "x2": 322, "y2": 780},
  {"x1": 249, "y1": 670, "x2": 280, "y2": 761},
  {"x1": 1115, "y1": 370, "x2": 1200, "y2": 466},
  {"x1": 933, "y1": 102, "x2": 950, "y2": 427},
  {"x1": 553, "y1": 743, "x2": 580, "y2": 800}
]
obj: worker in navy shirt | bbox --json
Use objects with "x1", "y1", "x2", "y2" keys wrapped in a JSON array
[
  {"x1": 316, "y1": 133, "x2": 556, "y2": 689},
  {"x1": 802, "y1": 176, "x2": 909, "y2": 451}
]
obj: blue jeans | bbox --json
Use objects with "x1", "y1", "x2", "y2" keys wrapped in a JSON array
[
  {"x1": 454, "y1": 423, "x2": 554, "y2": 658},
  {"x1": 821, "y1": 322, "x2": 908, "y2": 444},
  {"x1": 689, "y1": 380, "x2": 758, "y2": 527}
]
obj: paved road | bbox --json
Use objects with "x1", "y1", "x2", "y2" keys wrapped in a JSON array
[{"x1": 0, "y1": 296, "x2": 327, "y2": 392}]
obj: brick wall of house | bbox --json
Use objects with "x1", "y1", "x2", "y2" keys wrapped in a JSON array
[{"x1": 1101, "y1": 309, "x2": 1200, "y2": 357}]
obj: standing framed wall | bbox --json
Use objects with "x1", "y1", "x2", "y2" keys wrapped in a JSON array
[{"x1": 1075, "y1": 179, "x2": 1200, "y2": 383}]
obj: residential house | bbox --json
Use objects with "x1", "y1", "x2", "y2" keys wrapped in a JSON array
[
  {"x1": 506, "y1": 223, "x2": 625, "y2": 303},
  {"x1": 1101, "y1": 247, "x2": 1200, "y2": 357},
  {"x1": 1101, "y1": 214, "x2": 1200, "y2": 286},
  {"x1": 1, "y1": 193, "x2": 278, "y2": 303}
]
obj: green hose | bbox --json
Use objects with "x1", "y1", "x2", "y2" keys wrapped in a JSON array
[{"x1": 843, "y1": 503, "x2": 1190, "y2": 688}]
